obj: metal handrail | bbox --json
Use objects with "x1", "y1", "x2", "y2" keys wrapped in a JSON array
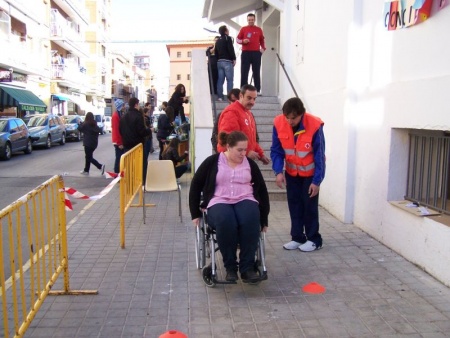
[{"x1": 273, "y1": 49, "x2": 299, "y2": 98}]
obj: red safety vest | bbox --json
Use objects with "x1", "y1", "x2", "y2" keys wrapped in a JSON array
[{"x1": 273, "y1": 113, "x2": 323, "y2": 177}]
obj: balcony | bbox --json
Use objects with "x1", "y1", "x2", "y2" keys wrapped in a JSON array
[
  {"x1": 50, "y1": 9, "x2": 89, "y2": 58},
  {"x1": 51, "y1": 63, "x2": 87, "y2": 90},
  {"x1": 52, "y1": 0, "x2": 89, "y2": 25},
  {"x1": 0, "y1": 34, "x2": 49, "y2": 77}
]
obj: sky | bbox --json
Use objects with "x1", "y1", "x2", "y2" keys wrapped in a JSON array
[{"x1": 110, "y1": 0, "x2": 217, "y2": 87}]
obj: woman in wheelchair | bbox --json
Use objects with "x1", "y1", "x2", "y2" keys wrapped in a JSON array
[{"x1": 189, "y1": 131, "x2": 269, "y2": 283}]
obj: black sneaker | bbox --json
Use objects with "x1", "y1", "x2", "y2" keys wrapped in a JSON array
[
  {"x1": 241, "y1": 270, "x2": 259, "y2": 283},
  {"x1": 226, "y1": 270, "x2": 238, "y2": 282}
]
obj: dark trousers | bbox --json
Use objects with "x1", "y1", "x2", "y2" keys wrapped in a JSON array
[
  {"x1": 123, "y1": 145, "x2": 146, "y2": 184},
  {"x1": 158, "y1": 139, "x2": 165, "y2": 160},
  {"x1": 208, "y1": 62, "x2": 218, "y2": 95},
  {"x1": 84, "y1": 146, "x2": 101, "y2": 172},
  {"x1": 143, "y1": 136, "x2": 153, "y2": 183},
  {"x1": 285, "y1": 172, "x2": 322, "y2": 246},
  {"x1": 207, "y1": 200, "x2": 260, "y2": 273},
  {"x1": 114, "y1": 145, "x2": 124, "y2": 174},
  {"x1": 174, "y1": 164, "x2": 189, "y2": 179},
  {"x1": 240, "y1": 51, "x2": 262, "y2": 92}
]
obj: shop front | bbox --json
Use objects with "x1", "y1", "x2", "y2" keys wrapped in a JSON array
[{"x1": 0, "y1": 84, "x2": 47, "y2": 117}]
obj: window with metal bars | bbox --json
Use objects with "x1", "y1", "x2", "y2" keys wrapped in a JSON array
[{"x1": 406, "y1": 130, "x2": 450, "y2": 215}]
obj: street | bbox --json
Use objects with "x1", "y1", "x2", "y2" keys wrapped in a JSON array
[
  {"x1": 0, "y1": 133, "x2": 122, "y2": 278},
  {"x1": 0, "y1": 133, "x2": 117, "y2": 214}
]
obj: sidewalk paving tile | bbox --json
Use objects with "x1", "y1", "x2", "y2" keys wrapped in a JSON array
[{"x1": 19, "y1": 154, "x2": 450, "y2": 338}]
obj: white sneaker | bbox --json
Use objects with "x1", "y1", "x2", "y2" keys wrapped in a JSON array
[
  {"x1": 283, "y1": 241, "x2": 302, "y2": 250},
  {"x1": 299, "y1": 240, "x2": 322, "y2": 252},
  {"x1": 80, "y1": 170, "x2": 89, "y2": 175},
  {"x1": 100, "y1": 164, "x2": 105, "y2": 175}
]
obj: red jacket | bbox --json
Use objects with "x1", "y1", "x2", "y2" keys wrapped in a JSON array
[
  {"x1": 111, "y1": 111, "x2": 122, "y2": 146},
  {"x1": 237, "y1": 25, "x2": 266, "y2": 51},
  {"x1": 217, "y1": 101, "x2": 264, "y2": 157}
]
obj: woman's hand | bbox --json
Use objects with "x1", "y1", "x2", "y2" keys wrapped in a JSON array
[
  {"x1": 261, "y1": 226, "x2": 268, "y2": 233},
  {"x1": 192, "y1": 218, "x2": 200, "y2": 227}
]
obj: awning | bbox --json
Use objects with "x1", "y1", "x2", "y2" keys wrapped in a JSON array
[
  {"x1": 0, "y1": 84, "x2": 47, "y2": 113},
  {"x1": 52, "y1": 93, "x2": 89, "y2": 111}
]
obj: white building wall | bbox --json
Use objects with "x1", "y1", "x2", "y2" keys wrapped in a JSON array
[{"x1": 277, "y1": 0, "x2": 450, "y2": 285}]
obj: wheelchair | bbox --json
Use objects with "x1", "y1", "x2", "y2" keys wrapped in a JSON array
[{"x1": 194, "y1": 209, "x2": 268, "y2": 287}]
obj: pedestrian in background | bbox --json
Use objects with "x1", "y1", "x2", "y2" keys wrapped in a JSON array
[
  {"x1": 112, "y1": 99, "x2": 124, "y2": 174},
  {"x1": 78, "y1": 112, "x2": 105, "y2": 176},
  {"x1": 206, "y1": 36, "x2": 219, "y2": 96},
  {"x1": 119, "y1": 97, "x2": 152, "y2": 183},
  {"x1": 237, "y1": 13, "x2": 266, "y2": 94},
  {"x1": 271, "y1": 97, "x2": 326, "y2": 252},
  {"x1": 162, "y1": 138, "x2": 190, "y2": 179},
  {"x1": 168, "y1": 84, "x2": 189, "y2": 125},
  {"x1": 156, "y1": 106, "x2": 175, "y2": 160},
  {"x1": 215, "y1": 25, "x2": 236, "y2": 101}
]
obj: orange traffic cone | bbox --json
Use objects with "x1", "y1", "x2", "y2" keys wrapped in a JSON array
[
  {"x1": 302, "y1": 282, "x2": 326, "y2": 294},
  {"x1": 159, "y1": 330, "x2": 188, "y2": 338}
]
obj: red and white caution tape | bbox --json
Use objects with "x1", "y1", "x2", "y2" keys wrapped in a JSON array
[{"x1": 61, "y1": 172, "x2": 123, "y2": 211}]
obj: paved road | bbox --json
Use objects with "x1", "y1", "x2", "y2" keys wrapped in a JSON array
[
  {"x1": 0, "y1": 132, "x2": 121, "y2": 278},
  {"x1": 0, "y1": 133, "x2": 117, "y2": 214}
]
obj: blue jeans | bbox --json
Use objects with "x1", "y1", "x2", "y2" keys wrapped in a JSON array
[
  {"x1": 207, "y1": 200, "x2": 260, "y2": 273},
  {"x1": 217, "y1": 60, "x2": 234, "y2": 100}
]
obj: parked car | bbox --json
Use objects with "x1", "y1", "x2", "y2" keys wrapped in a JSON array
[
  {"x1": 103, "y1": 116, "x2": 112, "y2": 133},
  {"x1": 64, "y1": 115, "x2": 83, "y2": 141},
  {"x1": 26, "y1": 114, "x2": 66, "y2": 148},
  {"x1": 0, "y1": 117, "x2": 34, "y2": 160},
  {"x1": 94, "y1": 113, "x2": 105, "y2": 134}
]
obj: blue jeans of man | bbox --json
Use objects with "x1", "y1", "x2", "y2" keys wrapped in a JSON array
[
  {"x1": 217, "y1": 60, "x2": 234, "y2": 100},
  {"x1": 240, "y1": 51, "x2": 262, "y2": 92},
  {"x1": 207, "y1": 200, "x2": 260, "y2": 273},
  {"x1": 285, "y1": 172, "x2": 322, "y2": 246}
]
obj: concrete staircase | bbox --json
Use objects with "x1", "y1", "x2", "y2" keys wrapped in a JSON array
[{"x1": 212, "y1": 95, "x2": 287, "y2": 201}]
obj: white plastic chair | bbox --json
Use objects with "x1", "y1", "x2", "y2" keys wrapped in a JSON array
[{"x1": 143, "y1": 160, "x2": 182, "y2": 222}]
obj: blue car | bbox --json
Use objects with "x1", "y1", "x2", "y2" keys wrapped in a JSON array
[
  {"x1": 0, "y1": 117, "x2": 33, "y2": 160},
  {"x1": 26, "y1": 114, "x2": 66, "y2": 149},
  {"x1": 64, "y1": 115, "x2": 84, "y2": 141}
]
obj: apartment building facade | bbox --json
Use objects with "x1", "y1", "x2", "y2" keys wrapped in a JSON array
[
  {"x1": 0, "y1": 0, "x2": 147, "y2": 118},
  {"x1": 166, "y1": 40, "x2": 214, "y2": 117}
]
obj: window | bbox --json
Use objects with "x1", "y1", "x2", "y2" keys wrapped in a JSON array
[
  {"x1": 187, "y1": 51, "x2": 191, "y2": 57},
  {"x1": 406, "y1": 130, "x2": 450, "y2": 215},
  {"x1": 187, "y1": 74, "x2": 190, "y2": 80},
  {"x1": 177, "y1": 74, "x2": 181, "y2": 80},
  {"x1": 177, "y1": 52, "x2": 181, "y2": 58}
]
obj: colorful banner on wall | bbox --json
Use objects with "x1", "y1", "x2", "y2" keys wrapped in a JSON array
[{"x1": 384, "y1": 0, "x2": 446, "y2": 30}]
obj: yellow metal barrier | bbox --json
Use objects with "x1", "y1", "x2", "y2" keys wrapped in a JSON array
[
  {"x1": 0, "y1": 175, "x2": 97, "y2": 338},
  {"x1": 119, "y1": 143, "x2": 150, "y2": 248}
]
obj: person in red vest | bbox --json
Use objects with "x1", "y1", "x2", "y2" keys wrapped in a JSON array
[
  {"x1": 271, "y1": 97, "x2": 326, "y2": 252},
  {"x1": 217, "y1": 84, "x2": 269, "y2": 164}
]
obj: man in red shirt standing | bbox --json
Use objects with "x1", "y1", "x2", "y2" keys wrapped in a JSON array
[{"x1": 237, "y1": 13, "x2": 266, "y2": 94}]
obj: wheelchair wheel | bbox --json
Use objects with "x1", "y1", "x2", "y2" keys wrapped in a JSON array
[
  {"x1": 202, "y1": 264, "x2": 216, "y2": 288},
  {"x1": 194, "y1": 225, "x2": 205, "y2": 269}
]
